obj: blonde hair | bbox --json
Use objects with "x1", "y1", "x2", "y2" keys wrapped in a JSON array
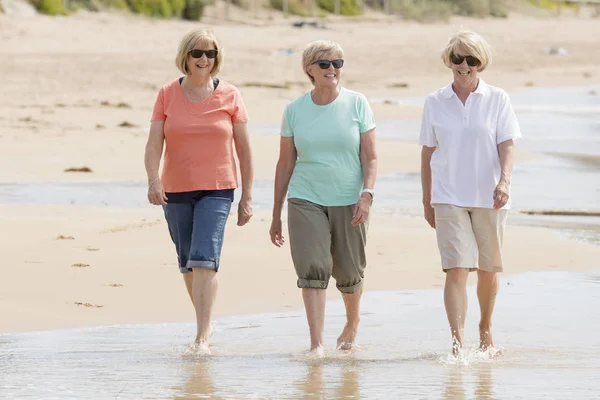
[
  {"x1": 175, "y1": 28, "x2": 223, "y2": 76},
  {"x1": 441, "y1": 29, "x2": 492, "y2": 72},
  {"x1": 302, "y1": 40, "x2": 344, "y2": 84}
]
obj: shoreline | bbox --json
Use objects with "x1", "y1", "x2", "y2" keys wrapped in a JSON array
[{"x1": 1, "y1": 205, "x2": 599, "y2": 334}]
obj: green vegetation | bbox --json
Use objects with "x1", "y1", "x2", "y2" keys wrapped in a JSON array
[
  {"x1": 30, "y1": 0, "x2": 68, "y2": 15},
  {"x1": 24, "y1": 0, "x2": 548, "y2": 22},
  {"x1": 182, "y1": 0, "x2": 205, "y2": 19},
  {"x1": 318, "y1": 0, "x2": 361, "y2": 16},
  {"x1": 29, "y1": 0, "x2": 203, "y2": 18}
]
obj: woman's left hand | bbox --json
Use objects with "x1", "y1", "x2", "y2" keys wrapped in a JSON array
[
  {"x1": 351, "y1": 194, "x2": 372, "y2": 226},
  {"x1": 493, "y1": 181, "x2": 510, "y2": 209},
  {"x1": 237, "y1": 196, "x2": 253, "y2": 226}
]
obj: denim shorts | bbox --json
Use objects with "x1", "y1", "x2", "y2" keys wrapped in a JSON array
[{"x1": 162, "y1": 189, "x2": 234, "y2": 274}]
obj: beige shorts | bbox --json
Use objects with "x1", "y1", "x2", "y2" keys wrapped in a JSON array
[
  {"x1": 433, "y1": 204, "x2": 508, "y2": 273},
  {"x1": 287, "y1": 198, "x2": 368, "y2": 294}
]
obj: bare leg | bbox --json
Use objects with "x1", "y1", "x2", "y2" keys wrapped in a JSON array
[
  {"x1": 192, "y1": 268, "x2": 218, "y2": 353},
  {"x1": 337, "y1": 286, "x2": 362, "y2": 350},
  {"x1": 477, "y1": 270, "x2": 498, "y2": 351},
  {"x1": 183, "y1": 272, "x2": 194, "y2": 305},
  {"x1": 302, "y1": 288, "x2": 326, "y2": 356},
  {"x1": 444, "y1": 268, "x2": 469, "y2": 355}
]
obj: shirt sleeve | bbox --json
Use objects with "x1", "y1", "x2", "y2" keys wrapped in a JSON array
[
  {"x1": 418, "y1": 96, "x2": 437, "y2": 147},
  {"x1": 151, "y1": 87, "x2": 166, "y2": 121},
  {"x1": 357, "y1": 94, "x2": 376, "y2": 134},
  {"x1": 496, "y1": 90, "x2": 522, "y2": 144},
  {"x1": 280, "y1": 103, "x2": 293, "y2": 138},
  {"x1": 231, "y1": 87, "x2": 249, "y2": 123}
]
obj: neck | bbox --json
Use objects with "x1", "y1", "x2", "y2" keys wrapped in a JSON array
[
  {"x1": 452, "y1": 77, "x2": 479, "y2": 98},
  {"x1": 311, "y1": 85, "x2": 340, "y2": 105},
  {"x1": 185, "y1": 74, "x2": 212, "y2": 90}
]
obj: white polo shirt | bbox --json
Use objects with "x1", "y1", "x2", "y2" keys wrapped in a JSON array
[{"x1": 418, "y1": 79, "x2": 522, "y2": 209}]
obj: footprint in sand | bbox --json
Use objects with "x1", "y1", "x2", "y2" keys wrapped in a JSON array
[
  {"x1": 105, "y1": 283, "x2": 123, "y2": 287},
  {"x1": 86, "y1": 247, "x2": 100, "y2": 251},
  {"x1": 72, "y1": 263, "x2": 90, "y2": 268},
  {"x1": 73, "y1": 302, "x2": 103, "y2": 308},
  {"x1": 55, "y1": 235, "x2": 75, "y2": 240}
]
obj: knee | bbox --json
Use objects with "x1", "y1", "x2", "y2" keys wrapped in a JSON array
[
  {"x1": 446, "y1": 268, "x2": 469, "y2": 285},
  {"x1": 477, "y1": 270, "x2": 497, "y2": 282}
]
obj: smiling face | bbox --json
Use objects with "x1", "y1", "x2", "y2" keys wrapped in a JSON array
[
  {"x1": 450, "y1": 48, "x2": 480, "y2": 88},
  {"x1": 306, "y1": 51, "x2": 343, "y2": 89},
  {"x1": 186, "y1": 39, "x2": 217, "y2": 78}
]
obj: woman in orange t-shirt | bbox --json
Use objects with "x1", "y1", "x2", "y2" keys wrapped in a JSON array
[{"x1": 144, "y1": 28, "x2": 254, "y2": 353}]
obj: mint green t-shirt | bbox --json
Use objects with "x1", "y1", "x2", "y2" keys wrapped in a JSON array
[{"x1": 281, "y1": 88, "x2": 376, "y2": 206}]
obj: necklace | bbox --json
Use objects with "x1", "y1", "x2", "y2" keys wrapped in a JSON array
[{"x1": 182, "y1": 78, "x2": 214, "y2": 117}]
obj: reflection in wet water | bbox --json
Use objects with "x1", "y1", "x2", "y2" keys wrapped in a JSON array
[{"x1": 1, "y1": 271, "x2": 599, "y2": 399}]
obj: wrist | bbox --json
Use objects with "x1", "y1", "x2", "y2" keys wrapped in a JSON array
[{"x1": 241, "y1": 192, "x2": 253, "y2": 201}]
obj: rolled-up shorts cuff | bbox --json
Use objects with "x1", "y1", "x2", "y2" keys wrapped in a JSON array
[
  {"x1": 181, "y1": 259, "x2": 218, "y2": 274},
  {"x1": 442, "y1": 264, "x2": 478, "y2": 273},
  {"x1": 336, "y1": 280, "x2": 363, "y2": 294},
  {"x1": 297, "y1": 279, "x2": 328, "y2": 289}
]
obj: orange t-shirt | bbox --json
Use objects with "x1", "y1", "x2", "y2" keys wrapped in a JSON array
[{"x1": 151, "y1": 79, "x2": 248, "y2": 192}]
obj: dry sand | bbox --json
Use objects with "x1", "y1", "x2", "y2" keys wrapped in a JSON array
[{"x1": 0, "y1": 9, "x2": 599, "y2": 333}]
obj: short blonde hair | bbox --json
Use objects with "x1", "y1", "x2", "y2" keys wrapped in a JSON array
[
  {"x1": 441, "y1": 29, "x2": 492, "y2": 72},
  {"x1": 175, "y1": 28, "x2": 223, "y2": 76},
  {"x1": 302, "y1": 40, "x2": 344, "y2": 84}
]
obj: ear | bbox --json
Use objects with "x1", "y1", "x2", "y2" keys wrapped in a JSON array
[{"x1": 305, "y1": 66, "x2": 314, "y2": 81}]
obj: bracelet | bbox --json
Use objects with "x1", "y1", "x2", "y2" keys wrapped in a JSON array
[{"x1": 148, "y1": 178, "x2": 159, "y2": 188}]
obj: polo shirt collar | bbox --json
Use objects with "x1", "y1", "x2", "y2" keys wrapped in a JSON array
[{"x1": 443, "y1": 78, "x2": 489, "y2": 98}]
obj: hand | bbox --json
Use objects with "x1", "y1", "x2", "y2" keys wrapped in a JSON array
[
  {"x1": 237, "y1": 196, "x2": 253, "y2": 226},
  {"x1": 147, "y1": 179, "x2": 168, "y2": 205},
  {"x1": 423, "y1": 203, "x2": 435, "y2": 229},
  {"x1": 493, "y1": 181, "x2": 510, "y2": 209},
  {"x1": 351, "y1": 193, "x2": 372, "y2": 226},
  {"x1": 269, "y1": 218, "x2": 285, "y2": 247}
]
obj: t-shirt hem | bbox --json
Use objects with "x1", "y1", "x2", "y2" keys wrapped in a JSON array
[
  {"x1": 360, "y1": 123, "x2": 377, "y2": 134},
  {"x1": 162, "y1": 183, "x2": 239, "y2": 193},
  {"x1": 287, "y1": 194, "x2": 359, "y2": 207}
]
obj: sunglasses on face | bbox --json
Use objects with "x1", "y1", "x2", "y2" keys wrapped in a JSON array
[
  {"x1": 189, "y1": 49, "x2": 218, "y2": 59},
  {"x1": 450, "y1": 53, "x2": 480, "y2": 67},
  {"x1": 312, "y1": 59, "x2": 344, "y2": 69}
]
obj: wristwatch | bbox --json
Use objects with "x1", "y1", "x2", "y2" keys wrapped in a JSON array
[{"x1": 361, "y1": 188, "x2": 374, "y2": 200}]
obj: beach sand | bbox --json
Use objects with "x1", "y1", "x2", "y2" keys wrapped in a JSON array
[{"x1": 0, "y1": 9, "x2": 599, "y2": 333}]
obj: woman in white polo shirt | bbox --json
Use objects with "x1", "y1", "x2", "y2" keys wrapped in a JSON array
[{"x1": 419, "y1": 29, "x2": 522, "y2": 355}]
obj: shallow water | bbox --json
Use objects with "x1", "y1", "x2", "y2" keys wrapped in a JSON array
[{"x1": 1, "y1": 271, "x2": 598, "y2": 399}]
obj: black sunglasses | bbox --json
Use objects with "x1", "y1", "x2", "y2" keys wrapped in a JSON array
[
  {"x1": 189, "y1": 49, "x2": 218, "y2": 59},
  {"x1": 450, "y1": 53, "x2": 480, "y2": 67},
  {"x1": 312, "y1": 59, "x2": 344, "y2": 69}
]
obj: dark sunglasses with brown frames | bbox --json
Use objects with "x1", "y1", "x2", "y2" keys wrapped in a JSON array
[
  {"x1": 450, "y1": 53, "x2": 480, "y2": 67},
  {"x1": 189, "y1": 49, "x2": 218, "y2": 59}
]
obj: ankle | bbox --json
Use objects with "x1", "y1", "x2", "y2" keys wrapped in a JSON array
[
  {"x1": 479, "y1": 322, "x2": 492, "y2": 332},
  {"x1": 346, "y1": 316, "x2": 360, "y2": 327}
]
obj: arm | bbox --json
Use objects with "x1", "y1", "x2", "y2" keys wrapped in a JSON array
[
  {"x1": 360, "y1": 128, "x2": 377, "y2": 192},
  {"x1": 270, "y1": 137, "x2": 297, "y2": 246},
  {"x1": 494, "y1": 139, "x2": 515, "y2": 209},
  {"x1": 272, "y1": 137, "x2": 296, "y2": 219},
  {"x1": 351, "y1": 128, "x2": 377, "y2": 225},
  {"x1": 233, "y1": 122, "x2": 254, "y2": 226},
  {"x1": 144, "y1": 121, "x2": 167, "y2": 205},
  {"x1": 421, "y1": 145, "x2": 436, "y2": 228}
]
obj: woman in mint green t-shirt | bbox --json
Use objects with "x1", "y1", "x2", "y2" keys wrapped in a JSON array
[{"x1": 270, "y1": 40, "x2": 378, "y2": 357}]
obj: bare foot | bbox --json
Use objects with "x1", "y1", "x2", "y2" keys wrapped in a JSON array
[
  {"x1": 479, "y1": 325, "x2": 494, "y2": 352},
  {"x1": 451, "y1": 336, "x2": 463, "y2": 357},
  {"x1": 191, "y1": 340, "x2": 211, "y2": 356},
  {"x1": 337, "y1": 321, "x2": 359, "y2": 351},
  {"x1": 308, "y1": 345, "x2": 325, "y2": 359}
]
